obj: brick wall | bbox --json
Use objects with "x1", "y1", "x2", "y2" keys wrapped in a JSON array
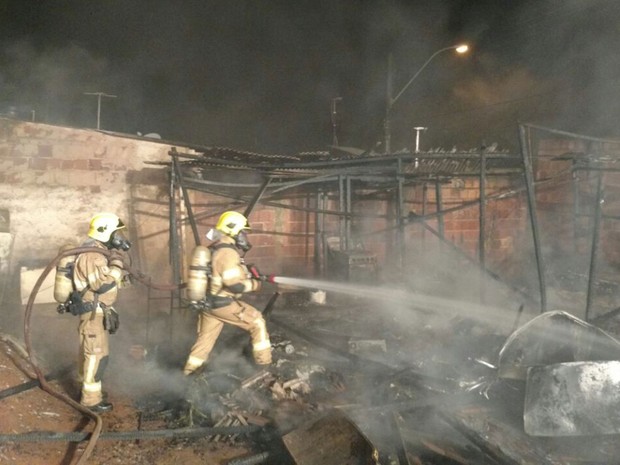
[
  {"x1": 401, "y1": 175, "x2": 527, "y2": 267},
  {"x1": 0, "y1": 118, "x2": 185, "y2": 309},
  {"x1": 534, "y1": 138, "x2": 620, "y2": 269}
]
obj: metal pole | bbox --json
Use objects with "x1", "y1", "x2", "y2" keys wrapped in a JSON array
[
  {"x1": 519, "y1": 124, "x2": 547, "y2": 313},
  {"x1": 479, "y1": 146, "x2": 487, "y2": 267},
  {"x1": 83, "y1": 92, "x2": 117, "y2": 130},
  {"x1": 320, "y1": 191, "x2": 328, "y2": 277},
  {"x1": 479, "y1": 146, "x2": 487, "y2": 303},
  {"x1": 331, "y1": 97, "x2": 342, "y2": 146},
  {"x1": 572, "y1": 157, "x2": 580, "y2": 253},
  {"x1": 339, "y1": 175, "x2": 345, "y2": 250},
  {"x1": 421, "y1": 182, "x2": 427, "y2": 244},
  {"x1": 397, "y1": 157, "x2": 405, "y2": 268},
  {"x1": 243, "y1": 177, "x2": 271, "y2": 218},
  {"x1": 585, "y1": 171, "x2": 604, "y2": 321},
  {"x1": 413, "y1": 127, "x2": 427, "y2": 153},
  {"x1": 346, "y1": 176, "x2": 351, "y2": 250},
  {"x1": 168, "y1": 166, "x2": 179, "y2": 341},
  {"x1": 435, "y1": 182, "x2": 444, "y2": 240},
  {"x1": 97, "y1": 94, "x2": 101, "y2": 129},
  {"x1": 172, "y1": 153, "x2": 201, "y2": 246},
  {"x1": 315, "y1": 191, "x2": 323, "y2": 277},
  {"x1": 384, "y1": 53, "x2": 393, "y2": 154}
]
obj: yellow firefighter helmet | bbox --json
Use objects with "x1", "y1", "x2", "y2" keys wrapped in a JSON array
[
  {"x1": 215, "y1": 211, "x2": 250, "y2": 237},
  {"x1": 88, "y1": 212, "x2": 126, "y2": 242}
]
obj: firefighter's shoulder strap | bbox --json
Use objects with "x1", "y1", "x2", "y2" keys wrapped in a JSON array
[
  {"x1": 206, "y1": 242, "x2": 238, "y2": 308},
  {"x1": 209, "y1": 243, "x2": 238, "y2": 253},
  {"x1": 67, "y1": 252, "x2": 97, "y2": 316}
]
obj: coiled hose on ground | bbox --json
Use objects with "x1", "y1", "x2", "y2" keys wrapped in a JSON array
[{"x1": 23, "y1": 246, "x2": 182, "y2": 465}]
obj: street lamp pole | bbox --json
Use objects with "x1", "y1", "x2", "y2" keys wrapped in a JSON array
[
  {"x1": 83, "y1": 92, "x2": 117, "y2": 130},
  {"x1": 384, "y1": 44, "x2": 468, "y2": 154}
]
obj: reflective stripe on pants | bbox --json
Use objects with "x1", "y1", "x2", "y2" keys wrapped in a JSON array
[
  {"x1": 78, "y1": 311, "x2": 109, "y2": 406},
  {"x1": 184, "y1": 300, "x2": 272, "y2": 374}
]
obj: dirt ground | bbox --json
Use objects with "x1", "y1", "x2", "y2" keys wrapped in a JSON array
[
  {"x1": 0, "y1": 335, "x2": 257, "y2": 465},
  {"x1": 4, "y1": 250, "x2": 620, "y2": 465},
  {"x1": 0, "y1": 289, "x2": 399, "y2": 465}
]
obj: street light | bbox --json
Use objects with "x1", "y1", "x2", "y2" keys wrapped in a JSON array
[{"x1": 384, "y1": 44, "x2": 469, "y2": 154}]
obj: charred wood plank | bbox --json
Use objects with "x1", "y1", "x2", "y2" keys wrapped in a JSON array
[{"x1": 438, "y1": 410, "x2": 556, "y2": 465}]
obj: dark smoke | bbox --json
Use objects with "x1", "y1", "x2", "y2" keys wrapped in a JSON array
[{"x1": 1, "y1": 1, "x2": 619, "y2": 152}]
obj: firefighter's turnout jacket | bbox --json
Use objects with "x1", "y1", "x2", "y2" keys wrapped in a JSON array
[
  {"x1": 73, "y1": 239, "x2": 123, "y2": 407},
  {"x1": 184, "y1": 235, "x2": 272, "y2": 375}
]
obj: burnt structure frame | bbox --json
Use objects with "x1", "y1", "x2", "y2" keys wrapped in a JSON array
[
  {"x1": 164, "y1": 145, "x2": 529, "y2": 311},
  {"x1": 522, "y1": 123, "x2": 620, "y2": 322},
  {"x1": 162, "y1": 123, "x2": 620, "y2": 323}
]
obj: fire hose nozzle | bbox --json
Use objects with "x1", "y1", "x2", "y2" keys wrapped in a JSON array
[{"x1": 249, "y1": 265, "x2": 276, "y2": 283}]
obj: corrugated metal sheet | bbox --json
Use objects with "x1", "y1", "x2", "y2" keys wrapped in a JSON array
[{"x1": 177, "y1": 146, "x2": 523, "y2": 181}]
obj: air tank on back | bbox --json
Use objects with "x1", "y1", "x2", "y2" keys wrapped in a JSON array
[
  {"x1": 186, "y1": 245, "x2": 211, "y2": 302},
  {"x1": 54, "y1": 244, "x2": 76, "y2": 303}
]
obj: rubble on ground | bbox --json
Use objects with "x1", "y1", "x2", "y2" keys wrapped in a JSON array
[{"x1": 4, "y1": 292, "x2": 620, "y2": 464}]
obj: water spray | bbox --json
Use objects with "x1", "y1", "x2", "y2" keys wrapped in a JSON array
[
  {"x1": 272, "y1": 276, "x2": 522, "y2": 332},
  {"x1": 273, "y1": 276, "x2": 620, "y2": 354}
]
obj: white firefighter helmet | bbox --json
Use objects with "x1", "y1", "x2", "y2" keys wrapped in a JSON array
[
  {"x1": 215, "y1": 211, "x2": 250, "y2": 237},
  {"x1": 88, "y1": 212, "x2": 125, "y2": 242}
]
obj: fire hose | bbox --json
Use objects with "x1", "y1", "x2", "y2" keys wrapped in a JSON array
[{"x1": 23, "y1": 246, "x2": 183, "y2": 465}]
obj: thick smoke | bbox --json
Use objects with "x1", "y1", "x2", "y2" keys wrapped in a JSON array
[{"x1": 3, "y1": 1, "x2": 619, "y2": 152}]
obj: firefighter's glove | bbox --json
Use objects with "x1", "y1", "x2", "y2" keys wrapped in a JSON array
[
  {"x1": 188, "y1": 299, "x2": 209, "y2": 314},
  {"x1": 248, "y1": 264, "x2": 261, "y2": 280},
  {"x1": 103, "y1": 307, "x2": 120, "y2": 334},
  {"x1": 248, "y1": 264, "x2": 275, "y2": 283},
  {"x1": 119, "y1": 272, "x2": 133, "y2": 289}
]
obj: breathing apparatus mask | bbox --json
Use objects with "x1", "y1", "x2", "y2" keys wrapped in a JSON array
[
  {"x1": 108, "y1": 230, "x2": 132, "y2": 251},
  {"x1": 235, "y1": 231, "x2": 252, "y2": 253}
]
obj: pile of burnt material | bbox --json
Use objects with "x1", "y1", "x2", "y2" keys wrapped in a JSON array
[{"x1": 133, "y1": 306, "x2": 620, "y2": 465}]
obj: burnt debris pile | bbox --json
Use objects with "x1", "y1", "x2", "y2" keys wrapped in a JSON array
[{"x1": 125, "y1": 294, "x2": 620, "y2": 465}]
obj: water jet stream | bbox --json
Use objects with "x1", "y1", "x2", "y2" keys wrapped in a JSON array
[{"x1": 273, "y1": 276, "x2": 519, "y2": 332}]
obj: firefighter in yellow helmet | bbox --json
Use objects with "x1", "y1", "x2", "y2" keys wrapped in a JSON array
[
  {"x1": 73, "y1": 213, "x2": 131, "y2": 413},
  {"x1": 183, "y1": 211, "x2": 273, "y2": 376}
]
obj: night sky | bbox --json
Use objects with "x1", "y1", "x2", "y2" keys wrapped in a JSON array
[{"x1": 1, "y1": 0, "x2": 619, "y2": 153}]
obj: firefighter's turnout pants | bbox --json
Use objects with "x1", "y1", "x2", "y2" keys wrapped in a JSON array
[
  {"x1": 78, "y1": 306, "x2": 109, "y2": 406},
  {"x1": 184, "y1": 300, "x2": 272, "y2": 375}
]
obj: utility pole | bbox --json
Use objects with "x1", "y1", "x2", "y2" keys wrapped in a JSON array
[
  {"x1": 331, "y1": 97, "x2": 342, "y2": 146},
  {"x1": 83, "y1": 92, "x2": 117, "y2": 130}
]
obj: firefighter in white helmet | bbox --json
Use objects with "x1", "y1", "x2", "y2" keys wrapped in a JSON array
[
  {"x1": 73, "y1": 212, "x2": 131, "y2": 413},
  {"x1": 183, "y1": 211, "x2": 273, "y2": 376}
]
